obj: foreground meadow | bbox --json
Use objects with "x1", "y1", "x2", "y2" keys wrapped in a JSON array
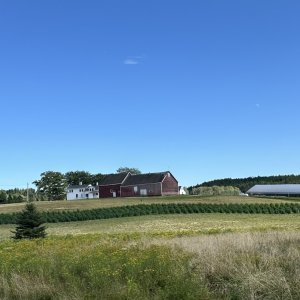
[
  {"x1": 0, "y1": 231, "x2": 299, "y2": 299},
  {"x1": 0, "y1": 198, "x2": 299, "y2": 299}
]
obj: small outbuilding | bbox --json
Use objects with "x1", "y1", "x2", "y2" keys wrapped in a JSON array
[{"x1": 247, "y1": 184, "x2": 300, "y2": 196}]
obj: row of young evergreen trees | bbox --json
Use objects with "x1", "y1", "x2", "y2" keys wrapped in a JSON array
[
  {"x1": 3, "y1": 202, "x2": 300, "y2": 226},
  {"x1": 7, "y1": 200, "x2": 300, "y2": 240}
]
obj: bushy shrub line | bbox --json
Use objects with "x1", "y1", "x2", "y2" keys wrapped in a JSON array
[
  {"x1": 0, "y1": 202, "x2": 300, "y2": 224},
  {"x1": 191, "y1": 185, "x2": 240, "y2": 196}
]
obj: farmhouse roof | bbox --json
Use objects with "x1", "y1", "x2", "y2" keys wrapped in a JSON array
[
  {"x1": 99, "y1": 172, "x2": 129, "y2": 185},
  {"x1": 122, "y1": 172, "x2": 168, "y2": 186},
  {"x1": 67, "y1": 184, "x2": 94, "y2": 189},
  {"x1": 247, "y1": 184, "x2": 300, "y2": 195}
]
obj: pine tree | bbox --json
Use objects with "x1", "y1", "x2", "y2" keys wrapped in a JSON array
[{"x1": 12, "y1": 203, "x2": 47, "y2": 239}]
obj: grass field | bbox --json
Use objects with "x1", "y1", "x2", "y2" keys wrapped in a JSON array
[
  {"x1": 1, "y1": 196, "x2": 300, "y2": 299},
  {"x1": 0, "y1": 195, "x2": 294, "y2": 214},
  {"x1": 0, "y1": 230, "x2": 299, "y2": 299},
  {"x1": 1, "y1": 213, "x2": 300, "y2": 239}
]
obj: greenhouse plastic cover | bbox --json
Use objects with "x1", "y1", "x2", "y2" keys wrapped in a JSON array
[{"x1": 247, "y1": 184, "x2": 300, "y2": 195}]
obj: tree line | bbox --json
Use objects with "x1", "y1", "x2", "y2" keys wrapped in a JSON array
[
  {"x1": 0, "y1": 167, "x2": 141, "y2": 203},
  {"x1": 190, "y1": 186, "x2": 240, "y2": 196},
  {"x1": 0, "y1": 188, "x2": 38, "y2": 204},
  {"x1": 33, "y1": 167, "x2": 141, "y2": 201},
  {"x1": 188, "y1": 174, "x2": 300, "y2": 193}
]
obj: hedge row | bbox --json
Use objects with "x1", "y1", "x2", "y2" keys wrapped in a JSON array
[{"x1": 1, "y1": 203, "x2": 300, "y2": 225}]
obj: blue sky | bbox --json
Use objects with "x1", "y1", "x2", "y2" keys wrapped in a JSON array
[{"x1": 1, "y1": 0, "x2": 300, "y2": 188}]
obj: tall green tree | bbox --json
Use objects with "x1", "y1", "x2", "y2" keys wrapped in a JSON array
[
  {"x1": 116, "y1": 167, "x2": 141, "y2": 175},
  {"x1": 65, "y1": 171, "x2": 92, "y2": 185},
  {"x1": 33, "y1": 171, "x2": 67, "y2": 200},
  {"x1": 91, "y1": 173, "x2": 105, "y2": 185},
  {"x1": 0, "y1": 190, "x2": 7, "y2": 204},
  {"x1": 12, "y1": 202, "x2": 47, "y2": 239}
]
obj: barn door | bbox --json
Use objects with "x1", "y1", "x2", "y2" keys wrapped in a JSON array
[{"x1": 140, "y1": 189, "x2": 147, "y2": 196}]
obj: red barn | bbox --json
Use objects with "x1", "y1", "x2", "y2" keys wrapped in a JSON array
[
  {"x1": 98, "y1": 172, "x2": 130, "y2": 198},
  {"x1": 120, "y1": 171, "x2": 178, "y2": 197}
]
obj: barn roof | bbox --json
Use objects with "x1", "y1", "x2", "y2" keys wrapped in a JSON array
[
  {"x1": 98, "y1": 172, "x2": 129, "y2": 185},
  {"x1": 247, "y1": 184, "x2": 300, "y2": 195},
  {"x1": 122, "y1": 172, "x2": 167, "y2": 186}
]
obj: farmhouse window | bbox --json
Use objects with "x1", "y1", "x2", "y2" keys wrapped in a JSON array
[{"x1": 134, "y1": 186, "x2": 138, "y2": 192}]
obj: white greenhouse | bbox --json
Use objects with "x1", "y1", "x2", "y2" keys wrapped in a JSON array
[{"x1": 247, "y1": 184, "x2": 300, "y2": 196}]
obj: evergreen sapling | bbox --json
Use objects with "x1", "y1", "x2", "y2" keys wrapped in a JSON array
[{"x1": 12, "y1": 202, "x2": 47, "y2": 239}]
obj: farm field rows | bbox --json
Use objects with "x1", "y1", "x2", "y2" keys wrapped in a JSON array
[
  {"x1": 0, "y1": 213, "x2": 300, "y2": 239},
  {"x1": 0, "y1": 195, "x2": 294, "y2": 214}
]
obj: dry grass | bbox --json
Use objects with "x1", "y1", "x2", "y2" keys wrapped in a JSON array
[
  {"x1": 0, "y1": 195, "x2": 293, "y2": 214},
  {"x1": 151, "y1": 231, "x2": 300, "y2": 299},
  {"x1": 0, "y1": 231, "x2": 299, "y2": 299},
  {"x1": 0, "y1": 274, "x2": 63, "y2": 300}
]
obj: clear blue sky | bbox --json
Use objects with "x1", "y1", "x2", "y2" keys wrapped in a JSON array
[{"x1": 1, "y1": 0, "x2": 300, "y2": 188}]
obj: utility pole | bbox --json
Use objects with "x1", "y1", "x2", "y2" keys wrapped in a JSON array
[{"x1": 27, "y1": 183, "x2": 29, "y2": 202}]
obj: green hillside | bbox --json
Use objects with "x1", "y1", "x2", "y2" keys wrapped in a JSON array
[{"x1": 189, "y1": 174, "x2": 300, "y2": 193}]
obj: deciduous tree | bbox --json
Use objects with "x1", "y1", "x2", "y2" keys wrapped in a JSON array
[
  {"x1": 116, "y1": 167, "x2": 141, "y2": 175},
  {"x1": 65, "y1": 171, "x2": 92, "y2": 185},
  {"x1": 0, "y1": 190, "x2": 7, "y2": 204},
  {"x1": 33, "y1": 171, "x2": 67, "y2": 200}
]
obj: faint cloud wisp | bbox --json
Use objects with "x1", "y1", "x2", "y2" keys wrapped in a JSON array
[
  {"x1": 124, "y1": 58, "x2": 139, "y2": 65},
  {"x1": 123, "y1": 56, "x2": 143, "y2": 65}
]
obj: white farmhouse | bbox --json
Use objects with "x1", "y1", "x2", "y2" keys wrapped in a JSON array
[{"x1": 67, "y1": 184, "x2": 99, "y2": 200}]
